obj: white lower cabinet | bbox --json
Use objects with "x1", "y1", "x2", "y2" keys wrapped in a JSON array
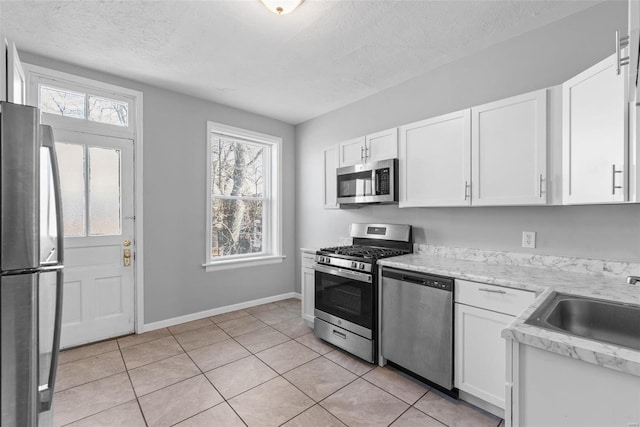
[
  {"x1": 510, "y1": 343, "x2": 640, "y2": 427},
  {"x1": 301, "y1": 249, "x2": 315, "y2": 325},
  {"x1": 454, "y1": 280, "x2": 535, "y2": 415},
  {"x1": 455, "y1": 303, "x2": 513, "y2": 408}
]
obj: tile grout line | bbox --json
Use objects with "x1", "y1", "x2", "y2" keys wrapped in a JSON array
[
  {"x1": 117, "y1": 329, "x2": 173, "y2": 350},
  {"x1": 407, "y1": 389, "x2": 454, "y2": 427},
  {"x1": 189, "y1": 319, "x2": 319, "y2": 426},
  {"x1": 118, "y1": 348, "x2": 151, "y2": 427},
  {"x1": 276, "y1": 357, "x2": 361, "y2": 426},
  {"x1": 59, "y1": 399, "x2": 143, "y2": 427},
  {"x1": 168, "y1": 326, "x2": 249, "y2": 426},
  {"x1": 57, "y1": 338, "x2": 124, "y2": 366},
  {"x1": 58, "y1": 348, "x2": 146, "y2": 426},
  {"x1": 58, "y1": 302, "x2": 500, "y2": 427}
]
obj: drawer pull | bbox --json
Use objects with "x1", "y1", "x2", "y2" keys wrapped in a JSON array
[
  {"x1": 332, "y1": 330, "x2": 347, "y2": 339},
  {"x1": 478, "y1": 287, "x2": 507, "y2": 294}
]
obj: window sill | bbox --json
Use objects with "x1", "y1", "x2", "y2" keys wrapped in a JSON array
[{"x1": 203, "y1": 255, "x2": 285, "y2": 272}]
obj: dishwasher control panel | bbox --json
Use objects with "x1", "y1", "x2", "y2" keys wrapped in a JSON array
[{"x1": 382, "y1": 268, "x2": 454, "y2": 292}]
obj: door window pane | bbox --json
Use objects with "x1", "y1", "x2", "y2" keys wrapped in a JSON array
[
  {"x1": 55, "y1": 143, "x2": 86, "y2": 237},
  {"x1": 88, "y1": 96, "x2": 128, "y2": 127},
  {"x1": 39, "y1": 85, "x2": 85, "y2": 119},
  {"x1": 211, "y1": 198, "x2": 263, "y2": 257},
  {"x1": 88, "y1": 147, "x2": 121, "y2": 236}
]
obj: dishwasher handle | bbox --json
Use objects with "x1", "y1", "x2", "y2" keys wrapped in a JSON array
[
  {"x1": 382, "y1": 267, "x2": 454, "y2": 292},
  {"x1": 402, "y1": 274, "x2": 427, "y2": 285}
]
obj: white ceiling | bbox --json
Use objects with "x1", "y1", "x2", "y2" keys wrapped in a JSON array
[{"x1": 2, "y1": 0, "x2": 602, "y2": 124}]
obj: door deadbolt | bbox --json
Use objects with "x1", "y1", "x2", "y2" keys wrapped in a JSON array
[
  {"x1": 123, "y1": 249, "x2": 132, "y2": 267},
  {"x1": 123, "y1": 239, "x2": 132, "y2": 247}
]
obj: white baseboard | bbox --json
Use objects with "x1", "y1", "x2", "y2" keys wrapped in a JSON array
[
  {"x1": 142, "y1": 292, "x2": 302, "y2": 333},
  {"x1": 458, "y1": 390, "x2": 505, "y2": 419}
]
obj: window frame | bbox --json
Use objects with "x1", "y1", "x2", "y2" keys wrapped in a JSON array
[
  {"x1": 204, "y1": 121, "x2": 283, "y2": 272},
  {"x1": 26, "y1": 69, "x2": 136, "y2": 139}
]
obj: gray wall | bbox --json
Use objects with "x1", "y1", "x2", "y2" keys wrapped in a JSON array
[
  {"x1": 20, "y1": 52, "x2": 296, "y2": 324},
  {"x1": 295, "y1": 0, "x2": 640, "y2": 293}
]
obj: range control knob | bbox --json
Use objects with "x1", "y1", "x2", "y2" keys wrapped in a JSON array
[
  {"x1": 359, "y1": 263, "x2": 366, "y2": 270},
  {"x1": 351, "y1": 261, "x2": 358, "y2": 269}
]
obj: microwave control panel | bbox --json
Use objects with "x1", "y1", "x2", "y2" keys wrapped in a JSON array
[{"x1": 376, "y1": 168, "x2": 390, "y2": 195}]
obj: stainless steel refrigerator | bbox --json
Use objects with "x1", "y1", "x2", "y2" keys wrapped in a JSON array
[{"x1": 1, "y1": 101, "x2": 64, "y2": 426}]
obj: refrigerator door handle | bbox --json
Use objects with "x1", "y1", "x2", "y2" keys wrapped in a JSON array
[
  {"x1": 38, "y1": 270, "x2": 63, "y2": 412},
  {"x1": 39, "y1": 125, "x2": 64, "y2": 412},
  {"x1": 40, "y1": 126, "x2": 63, "y2": 266}
]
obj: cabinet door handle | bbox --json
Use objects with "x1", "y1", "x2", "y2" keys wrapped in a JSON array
[
  {"x1": 360, "y1": 146, "x2": 364, "y2": 161},
  {"x1": 364, "y1": 145, "x2": 369, "y2": 161},
  {"x1": 539, "y1": 174, "x2": 544, "y2": 198},
  {"x1": 464, "y1": 181, "x2": 471, "y2": 200},
  {"x1": 616, "y1": 30, "x2": 630, "y2": 75},
  {"x1": 478, "y1": 288, "x2": 507, "y2": 294},
  {"x1": 612, "y1": 164, "x2": 623, "y2": 194}
]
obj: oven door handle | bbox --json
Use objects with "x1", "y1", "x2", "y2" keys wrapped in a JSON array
[{"x1": 313, "y1": 263, "x2": 372, "y2": 283}]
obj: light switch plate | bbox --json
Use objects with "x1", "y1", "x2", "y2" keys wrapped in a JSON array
[{"x1": 522, "y1": 231, "x2": 536, "y2": 248}]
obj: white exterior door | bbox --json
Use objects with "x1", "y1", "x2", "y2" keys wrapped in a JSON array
[{"x1": 54, "y1": 129, "x2": 135, "y2": 348}]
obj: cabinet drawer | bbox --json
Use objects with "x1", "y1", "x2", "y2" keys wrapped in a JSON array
[
  {"x1": 455, "y1": 279, "x2": 535, "y2": 316},
  {"x1": 301, "y1": 251, "x2": 316, "y2": 269}
]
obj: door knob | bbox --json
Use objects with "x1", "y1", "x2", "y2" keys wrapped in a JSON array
[{"x1": 123, "y1": 249, "x2": 132, "y2": 267}]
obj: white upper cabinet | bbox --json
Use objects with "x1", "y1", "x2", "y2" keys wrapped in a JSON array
[
  {"x1": 323, "y1": 145, "x2": 339, "y2": 209},
  {"x1": 399, "y1": 109, "x2": 471, "y2": 207},
  {"x1": 471, "y1": 89, "x2": 548, "y2": 206},
  {"x1": 626, "y1": 3, "x2": 639, "y2": 103},
  {"x1": 365, "y1": 127, "x2": 398, "y2": 163},
  {"x1": 338, "y1": 128, "x2": 398, "y2": 167},
  {"x1": 338, "y1": 136, "x2": 366, "y2": 167},
  {"x1": 562, "y1": 54, "x2": 627, "y2": 204}
]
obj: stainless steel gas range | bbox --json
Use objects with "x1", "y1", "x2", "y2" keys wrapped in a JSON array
[{"x1": 313, "y1": 223, "x2": 412, "y2": 363}]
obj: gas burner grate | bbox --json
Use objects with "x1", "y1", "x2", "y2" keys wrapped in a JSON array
[{"x1": 319, "y1": 245, "x2": 408, "y2": 260}]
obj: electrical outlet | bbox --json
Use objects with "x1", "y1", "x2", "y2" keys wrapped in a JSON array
[{"x1": 522, "y1": 231, "x2": 536, "y2": 249}]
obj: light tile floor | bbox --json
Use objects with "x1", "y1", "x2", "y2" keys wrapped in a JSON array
[{"x1": 53, "y1": 298, "x2": 504, "y2": 427}]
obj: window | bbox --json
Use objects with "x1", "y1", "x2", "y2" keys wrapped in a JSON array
[
  {"x1": 38, "y1": 84, "x2": 129, "y2": 127},
  {"x1": 205, "y1": 122, "x2": 282, "y2": 271}
]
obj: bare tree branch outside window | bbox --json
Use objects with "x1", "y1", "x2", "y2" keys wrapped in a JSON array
[
  {"x1": 39, "y1": 85, "x2": 129, "y2": 127},
  {"x1": 210, "y1": 137, "x2": 265, "y2": 259}
]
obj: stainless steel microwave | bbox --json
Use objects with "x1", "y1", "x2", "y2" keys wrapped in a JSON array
[{"x1": 336, "y1": 158, "x2": 398, "y2": 205}]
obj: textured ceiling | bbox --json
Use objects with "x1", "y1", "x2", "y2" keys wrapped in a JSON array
[{"x1": 2, "y1": 0, "x2": 602, "y2": 124}]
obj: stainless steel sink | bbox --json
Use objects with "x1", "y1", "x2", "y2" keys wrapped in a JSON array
[{"x1": 524, "y1": 293, "x2": 640, "y2": 351}]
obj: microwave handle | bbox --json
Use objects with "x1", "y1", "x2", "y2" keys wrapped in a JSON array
[{"x1": 374, "y1": 170, "x2": 379, "y2": 195}]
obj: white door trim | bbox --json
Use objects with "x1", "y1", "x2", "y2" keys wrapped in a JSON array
[{"x1": 22, "y1": 62, "x2": 146, "y2": 334}]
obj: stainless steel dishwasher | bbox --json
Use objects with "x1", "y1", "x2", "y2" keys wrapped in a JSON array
[{"x1": 380, "y1": 267, "x2": 455, "y2": 393}]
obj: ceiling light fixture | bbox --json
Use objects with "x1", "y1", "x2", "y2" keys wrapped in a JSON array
[{"x1": 260, "y1": 0, "x2": 303, "y2": 15}]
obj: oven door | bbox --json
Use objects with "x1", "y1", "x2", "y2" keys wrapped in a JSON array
[{"x1": 314, "y1": 263, "x2": 373, "y2": 336}]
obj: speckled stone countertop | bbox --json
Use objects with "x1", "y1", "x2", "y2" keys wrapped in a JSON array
[{"x1": 377, "y1": 246, "x2": 640, "y2": 377}]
